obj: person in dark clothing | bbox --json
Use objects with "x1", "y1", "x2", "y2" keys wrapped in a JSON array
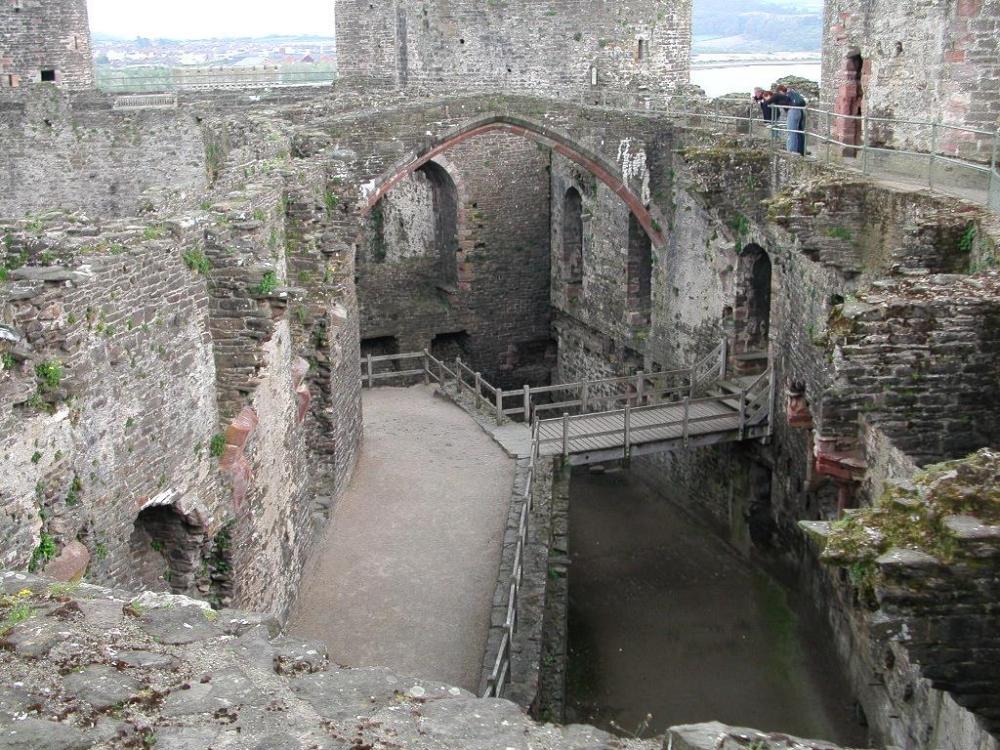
[
  {"x1": 752, "y1": 87, "x2": 776, "y2": 123},
  {"x1": 767, "y1": 85, "x2": 807, "y2": 155}
]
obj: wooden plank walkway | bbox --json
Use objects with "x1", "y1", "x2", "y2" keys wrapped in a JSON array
[
  {"x1": 360, "y1": 348, "x2": 775, "y2": 465},
  {"x1": 537, "y1": 396, "x2": 768, "y2": 465}
]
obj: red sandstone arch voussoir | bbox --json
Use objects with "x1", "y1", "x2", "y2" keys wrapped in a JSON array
[{"x1": 363, "y1": 114, "x2": 666, "y2": 248}]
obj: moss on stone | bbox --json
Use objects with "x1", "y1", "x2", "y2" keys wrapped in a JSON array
[
  {"x1": 822, "y1": 449, "x2": 1000, "y2": 568},
  {"x1": 680, "y1": 143, "x2": 769, "y2": 166}
]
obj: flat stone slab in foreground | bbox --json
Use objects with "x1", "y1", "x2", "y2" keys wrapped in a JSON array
[{"x1": 0, "y1": 572, "x2": 870, "y2": 750}]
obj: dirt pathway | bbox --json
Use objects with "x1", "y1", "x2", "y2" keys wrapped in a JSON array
[{"x1": 287, "y1": 385, "x2": 514, "y2": 691}]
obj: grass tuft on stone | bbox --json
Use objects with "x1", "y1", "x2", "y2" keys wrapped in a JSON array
[{"x1": 823, "y1": 448, "x2": 1000, "y2": 569}]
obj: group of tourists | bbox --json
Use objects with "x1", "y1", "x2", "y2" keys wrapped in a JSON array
[{"x1": 752, "y1": 84, "x2": 807, "y2": 156}]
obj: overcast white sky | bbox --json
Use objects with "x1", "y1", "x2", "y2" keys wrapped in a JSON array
[{"x1": 87, "y1": 0, "x2": 334, "y2": 38}]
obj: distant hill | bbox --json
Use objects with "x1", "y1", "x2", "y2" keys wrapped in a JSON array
[{"x1": 693, "y1": 0, "x2": 822, "y2": 53}]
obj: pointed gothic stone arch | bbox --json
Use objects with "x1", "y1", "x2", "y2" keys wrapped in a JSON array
[{"x1": 363, "y1": 114, "x2": 665, "y2": 248}]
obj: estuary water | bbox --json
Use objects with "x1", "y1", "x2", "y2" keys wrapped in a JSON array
[
  {"x1": 565, "y1": 467, "x2": 868, "y2": 745},
  {"x1": 692, "y1": 63, "x2": 822, "y2": 98}
]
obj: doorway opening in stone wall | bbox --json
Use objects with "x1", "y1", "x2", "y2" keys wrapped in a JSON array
[
  {"x1": 626, "y1": 215, "x2": 653, "y2": 327},
  {"x1": 733, "y1": 243, "x2": 772, "y2": 375},
  {"x1": 431, "y1": 330, "x2": 470, "y2": 363},
  {"x1": 500, "y1": 338, "x2": 558, "y2": 389},
  {"x1": 361, "y1": 335, "x2": 402, "y2": 375},
  {"x1": 130, "y1": 505, "x2": 207, "y2": 596},
  {"x1": 835, "y1": 52, "x2": 864, "y2": 156},
  {"x1": 563, "y1": 187, "x2": 585, "y2": 300}
]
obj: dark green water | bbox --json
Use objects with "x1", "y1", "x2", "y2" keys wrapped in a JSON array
[{"x1": 566, "y1": 467, "x2": 868, "y2": 745}]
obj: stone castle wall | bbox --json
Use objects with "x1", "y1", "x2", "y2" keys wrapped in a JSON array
[
  {"x1": 807, "y1": 449, "x2": 1000, "y2": 748},
  {"x1": 546, "y1": 124, "x2": 1000, "y2": 747},
  {"x1": 0, "y1": 92, "x2": 208, "y2": 218},
  {"x1": 820, "y1": 273, "x2": 1000, "y2": 466},
  {"x1": 0, "y1": 218, "x2": 223, "y2": 595},
  {"x1": 335, "y1": 0, "x2": 692, "y2": 94},
  {"x1": 0, "y1": 0, "x2": 93, "y2": 89},
  {"x1": 358, "y1": 131, "x2": 554, "y2": 388},
  {"x1": 0, "y1": 65, "x2": 997, "y2": 748},
  {"x1": 821, "y1": 0, "x2": 1000, "y2": 159},
  {"x1": 0, "y1": 92, "x2": 366, "y2": 620}
]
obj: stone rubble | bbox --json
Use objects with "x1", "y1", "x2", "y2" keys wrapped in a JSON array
[{"x1": 0, "y1": 571, "x2": 872, "y2": 750}]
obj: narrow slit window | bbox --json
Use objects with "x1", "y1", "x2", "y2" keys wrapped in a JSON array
[{"x1": 40, "y1": 69, "x2": 56, "y2": 82}]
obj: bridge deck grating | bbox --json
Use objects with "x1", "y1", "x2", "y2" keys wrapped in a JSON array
[{"x1": 536, "y1": 399, "x2": 750, "y2": 456}]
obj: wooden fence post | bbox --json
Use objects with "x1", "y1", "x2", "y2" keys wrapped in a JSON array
[
  {"x1": 366, "y1": 353, "x2": 373, "y2": 388},
  {"x1": 562, "y1": 412, "x2": 570, "y2": 457},
  {"x1": 496, "y1": 388, "x2": 504, "y2": 424},
  {"x1": 636, "y1": 371, "x2": 645, "y2": 405},
  {"x1": 523, "y1": 385, "x2": 531, "y2": 422},
  {"x1": 682, "y1": 398, "x2": 690, "y2": 445},
  {"x1": 475, "y1": 372, "x2": 483, "y2": 410},
  {"x1": 581, "y1": 382, "x2": 590, "y2": 413},
  {"x1": 422, "y1": 350, "x2": 430, "y2": 386}
]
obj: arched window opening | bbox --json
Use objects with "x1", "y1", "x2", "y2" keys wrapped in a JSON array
[
  {"x1": 626, "y1": 214, "x2": 652, "y2": 326},
  {"x1": 362, "y1": 160, "x2": 459, "y2": 291},
  {"x1": 734, "y1": 244, "x2": 772, "y2": 373},
  {"x1": 419, "y1": 160, "x2": 460, "y2": 290},
  {"x1": 130, "y1": 505, "x2": 206, "y2": 596},
  {"x1": 563, "y1": 187, "x2": 584, "y2": 297}
]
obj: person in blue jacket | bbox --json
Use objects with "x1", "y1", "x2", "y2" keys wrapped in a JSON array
[{"x1": 767, "y1": 85, "x2": 807, "y2": 155}]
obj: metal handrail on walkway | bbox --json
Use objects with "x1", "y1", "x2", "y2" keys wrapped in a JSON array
[
  {"x1": 96, "y1": 66, "x2": 336, "y2": 93},
  {"x1": 361, "y1": 340, "x2": 730, "y2": 426},
  {"x1": 548, "y1": 89, "x2": 1000, "y2": 212},
  {"x1": 481, "y1": 421, "x2": 540, "y2": 699},
  {"x1": 538, "y1": 363, "x2": 775, "y2": 461}
]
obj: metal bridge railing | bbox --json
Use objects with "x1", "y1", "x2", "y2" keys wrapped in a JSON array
[
  {"x1": 361, "y1": 340, "x2": 730, "y2": 426},
  {"x1": 537, "y1": 362, "x2": 775, "y2": 460}
]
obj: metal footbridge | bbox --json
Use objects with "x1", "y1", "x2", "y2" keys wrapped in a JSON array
[
  {"x1": 535, "y1": 371, "x2": 772, "y2": 464},
  {"x1": 364, "y1": 340, "x2": 776, "y2": 464}
]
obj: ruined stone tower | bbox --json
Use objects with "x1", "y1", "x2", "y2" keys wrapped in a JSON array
[
  {"x1": 821, "y1": 0, "x2": 1000, "y2": 159},
  {"x1": 0, "y1": 0, "x2": 94, "y2": 89},
  {"x1": 335, "y1": 0, "x2": 692, "y2": 93}
]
